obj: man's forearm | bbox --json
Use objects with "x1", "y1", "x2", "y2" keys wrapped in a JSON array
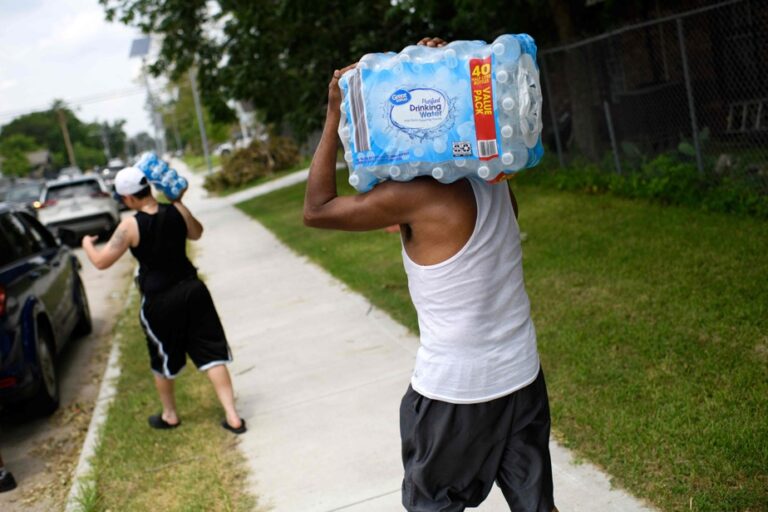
[{"x1": 304, "y1": 108, "x2": 341, "y2": 217}]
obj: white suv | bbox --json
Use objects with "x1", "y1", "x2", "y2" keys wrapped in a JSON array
[{"x1": 37, "y1": 176, "x2": 120, "y2": 240}]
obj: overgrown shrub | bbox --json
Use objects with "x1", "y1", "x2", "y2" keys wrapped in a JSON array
[
  {"x1": 517, "y1": 150, "x2": 768, "y2": 219},
  {"x1": 203, "y1": 136, "x2": 300, "y2": 192}
]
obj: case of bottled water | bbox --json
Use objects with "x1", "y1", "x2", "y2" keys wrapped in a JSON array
[
  {"x1": 338, "y1": 34, "x2": 544, "y2": 192},
  {"x1": 135, "y1": 152, "x2": 188, "y2": 201}
]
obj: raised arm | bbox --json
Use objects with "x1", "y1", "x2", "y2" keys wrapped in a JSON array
[
  {"x1": 303, "y1": 65, "x2": 428, "y2": 231},
  {"x1": 171, "y1": 192, "x2": 203, "y2": 240}
]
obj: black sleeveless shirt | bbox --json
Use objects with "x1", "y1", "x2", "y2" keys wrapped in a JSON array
[{"x1": 130, "y1": 204, "x2": 197, "y2": 296}]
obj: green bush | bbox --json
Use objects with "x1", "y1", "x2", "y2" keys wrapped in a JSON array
[
  {"x1": 204, "y1": 136, "x2": 300, "y2": 192},
  {"x1": 518, "y1": 150, "x2": 768, "y2": 219}
]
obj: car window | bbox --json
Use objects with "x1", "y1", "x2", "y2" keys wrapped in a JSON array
[
  {"x1": 0, "y1": 216, "x2": 19, "y2": 267},
  {"x1": 0, "y1": 211, "x2": 36, "y2": 259},
  {"x1": 18, "y1": 212, "x2": 56, "y2": 251},
  {"x1": 47, "y1": 181, "x2": 101, "y2": 201},
  {"x1": 6, "y1": 184, "x2": 42, "y2": 202}
]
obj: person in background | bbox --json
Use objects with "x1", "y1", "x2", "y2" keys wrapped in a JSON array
[{"x1": 81, "y1": 167, "x2": 246, "y2": 435}]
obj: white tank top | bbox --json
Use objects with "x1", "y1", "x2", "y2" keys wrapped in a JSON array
[{"x1": 402, "y1": 178, "x2": 540, "y2": 404}]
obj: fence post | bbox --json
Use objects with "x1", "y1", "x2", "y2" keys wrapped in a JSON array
[
  {"x1": 540, "y1": 56, "x2": 565, "y2": 168},
  {"x1": 603, "y1": 100, "x2": 622, "y2": 174},
  {"x1": 676, "y1": 17, "x2": 705, "y2": 176}
]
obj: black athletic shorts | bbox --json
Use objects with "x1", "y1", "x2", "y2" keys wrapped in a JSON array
[
  {"x1": 400, "y1": 369, "x2": 555, "y2": 512},
  {"x1": 139, "y1": 277, "x2": 232, "y2": 378}
]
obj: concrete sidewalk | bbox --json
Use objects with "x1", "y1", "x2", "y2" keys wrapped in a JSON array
[{"x1": 180, "y1": 163, "x2": 656, "y2": 512}]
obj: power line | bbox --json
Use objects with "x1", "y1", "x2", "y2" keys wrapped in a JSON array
[{"x1": 0, "y1": 87, "x2": 146, "y2": 122}]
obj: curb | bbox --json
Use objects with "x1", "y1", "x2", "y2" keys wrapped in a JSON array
[{"x1": 63, "y1": 290, "x2": 134, "y2": 512}]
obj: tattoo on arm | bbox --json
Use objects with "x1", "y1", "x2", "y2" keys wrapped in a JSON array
[{"x1": 108, "y1": 228, "x2": 127, "y2": 250}]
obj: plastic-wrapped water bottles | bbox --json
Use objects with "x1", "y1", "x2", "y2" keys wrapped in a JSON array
[
  {"x1": 338, "y1": 34, "x2": 544, "y2": 192},
  {"x1": 135, "y1": 152, "x2": 188, "y2": 200}
]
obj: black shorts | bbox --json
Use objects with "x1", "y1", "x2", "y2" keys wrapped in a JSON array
[
  {"x1": 139, "y1": 278, "x2": 232, "y2": 378},
  {"x1": 400, "y1": 369, "x2": 555, "y2": 512}
]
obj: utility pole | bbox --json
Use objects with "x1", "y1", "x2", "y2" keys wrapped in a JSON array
[
  {"x1": 189, "y1": 67, "x2": 213, "y2": 174},
  {"x1": 100, "y1": 122, "x2": 112, "y2": 160},
  {"x1": 56, "y1": 108, "x2": 77, "y2": 168}
]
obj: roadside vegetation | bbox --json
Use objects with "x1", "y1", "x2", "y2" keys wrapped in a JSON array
[
  {"x1": 529, "y1": 148, "x2": 768, "y2": 219},
  {"x1": 75, "y1": 292, "x2": 257, "y2": 512},
  {"x1": 202, "y1": 136, "x2": 304, "y2": 195},
  {"x1": 238, "y1": 170, "x2": 768, "y2": 512}
]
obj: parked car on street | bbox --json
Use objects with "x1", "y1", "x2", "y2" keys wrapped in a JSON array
[
  {"x1": 58, "y1": 166, "x2": 83, "y2": 179},
  {"x1": 4, "y1": 180, "x2": 44, "y2": 216},
  {"x1": 100, "y1": 158, "x2": 129, "y2": 211},
  {"x1": 0, "y1": 205, "x2": 91, "y2": 416},
  {"x1": 36, "y1": 176, "x2": 120, "y2": 241},
  {"x1": 213, "y1": 142, "x2": 233, "y2": 157},
  {"x1": 100, "y1": 158, "x2": 126, "y2": 189}
]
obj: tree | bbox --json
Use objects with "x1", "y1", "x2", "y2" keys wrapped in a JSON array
[
  {"x1": 161, "y1": 73, "x2": 232, "y2": 155},
  {"x1": 99, "y1": 0, "x2": 688, "y2": 150},
  {"x1": 0, "y1": 134, "x2": 39, "y2": 177},
  {"x1": 127, "y1": 131, "x2": 156, "y2": 156},
  {"x1": 0, "y1": 103, "x2": 129, "y2": 170}
]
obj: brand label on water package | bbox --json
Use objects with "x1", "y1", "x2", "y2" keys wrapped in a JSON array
[
  {"x1": 469, "y1": 57, "x2": 498, "y2": 160},
  {"x1": 390, "y1": 87, "x2": 449, "y2": 130}
]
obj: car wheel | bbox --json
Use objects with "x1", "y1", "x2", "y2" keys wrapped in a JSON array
[
  {"x1": 32, "y1": 325, "x2": 59, "y2": 416},
  {"x1": 74, "y1": 277, "x2": 92, "y2": 337}
]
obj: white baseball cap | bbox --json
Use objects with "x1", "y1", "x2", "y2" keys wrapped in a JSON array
[{"x1": 114, "y1": 166, "x2": 149, "y2": 196}]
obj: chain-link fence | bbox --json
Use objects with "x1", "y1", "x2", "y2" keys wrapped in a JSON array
[{"x1": 539, "y1": 0, "x2": 768, "y2": 195}]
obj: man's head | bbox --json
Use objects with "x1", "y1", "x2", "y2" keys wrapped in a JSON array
[{"x1": 114, "y1": 166, "x2": 152, "y2": 209}]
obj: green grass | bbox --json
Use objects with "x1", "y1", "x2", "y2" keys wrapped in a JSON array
[
  {"x1": 237, "y1": 170, "x2": 768, "y2": 512},
  {"x1": 182, "y1": 153, "x2": 221, "y2": 173},
  {"x1": 81, "y1": 292, "x2": 257, "y2": 512}
]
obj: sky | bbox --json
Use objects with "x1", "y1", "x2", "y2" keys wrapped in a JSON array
[{"x1": 0, "y1": 0, "x2": 157, "y2": 137}]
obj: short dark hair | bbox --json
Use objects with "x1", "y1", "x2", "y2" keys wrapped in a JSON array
[{"x1": 132, "y1": 185, "x2": 152, "y2": 199}]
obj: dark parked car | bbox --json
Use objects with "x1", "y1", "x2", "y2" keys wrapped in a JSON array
[
  {"x1": 0, "y1": 204, "x2": 91, "y2": 416},
  {"x1": 4, "y1": 180, "x2": 44, "y2": 216}
]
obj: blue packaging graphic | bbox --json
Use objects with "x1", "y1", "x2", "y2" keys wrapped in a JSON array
[
  {"x1": 338, "y1": 34, "x2": 544, "y2": 192},
  {"x1": 135, "y1": 152, "x2": 188, "y2": 201}
]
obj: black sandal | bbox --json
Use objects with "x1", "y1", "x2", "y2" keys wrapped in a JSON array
[
  {"x1": 148, "y1": 414, "x2": 181, "y2": 430},
  {"x1": 221, "y1": 418, "x2": 247, "y2": 434}
]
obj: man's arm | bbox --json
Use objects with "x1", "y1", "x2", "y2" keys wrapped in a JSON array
[
  {"x1": 303, "y1": 65, "x2": 427, "y2": 231},
  {"x1": 81, "y1": 216, "x2": 137, "y2": 270},
  {"x1": 172, "y1": 197, "x2": 203, "y2": 240},
  {"x1": 304, "y1": 38, "x2": 448, "y2": 231}
]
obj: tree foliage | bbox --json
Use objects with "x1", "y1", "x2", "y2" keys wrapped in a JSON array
[
  {"x1": 0, "y1": 134, "x2": 39, "y2": 177},
  {"x1": 0, "y1": 103, "x2": 129, "y2": 173},
  {"x1": 99, "y1": 0, "x2": 689, "y2": 143},
  {"x1": 161, "y1": 72, "x2": 232, "y2": 154}
]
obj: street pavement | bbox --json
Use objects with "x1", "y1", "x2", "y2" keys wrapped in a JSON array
[{"x1": 179, "y1": 161, "x2": 657, "y2": 512}]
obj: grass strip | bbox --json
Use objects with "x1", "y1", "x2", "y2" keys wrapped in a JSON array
[
  {"x1": 182, "y1": 153, "x2": 222, "y2": 173},
  {"x1": 237, "y1": 170, "x2": 768, "y2": 512},
  {"x1": 80, "y1": 291, "x2": 257, "y2": 512}
]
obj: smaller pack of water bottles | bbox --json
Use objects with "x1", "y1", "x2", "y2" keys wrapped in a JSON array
[
  {"x1": 338, "y1": 34, "x2": 544, "y2": 192},
  {"x1": 134, "y1": 152, "x2": 188, "y2": 201}
]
